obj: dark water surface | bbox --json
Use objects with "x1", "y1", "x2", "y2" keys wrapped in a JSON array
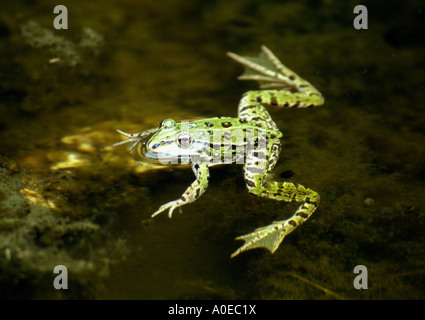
[{"x1": 0, "y1": 0, "x2": 424, "y2": 299}]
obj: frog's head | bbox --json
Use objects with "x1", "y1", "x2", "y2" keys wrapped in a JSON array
[{"x1": 139, "y1": 118, "x2": 208, "y2": 165}]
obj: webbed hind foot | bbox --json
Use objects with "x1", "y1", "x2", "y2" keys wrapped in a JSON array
[{"x1": 231, "y1": 220, "x2": 294, "y2": 258}]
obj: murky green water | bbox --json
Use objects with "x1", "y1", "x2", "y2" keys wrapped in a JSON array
[{"x1": 0, "y1": 0, "x2": 424, "y2": 299}]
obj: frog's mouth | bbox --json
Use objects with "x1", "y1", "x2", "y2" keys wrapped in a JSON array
[
  {"x1": 139, "y1": 137, "x2": 213, "y2": 165},
  {"x1": 138, "y1": 143, "x2": 194, "y2": 165},
  {"x1": 138, "y1": 143, "x2": 164, "y2": 164}
]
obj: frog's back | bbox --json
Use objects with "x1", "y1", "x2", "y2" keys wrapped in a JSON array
[
  {"x1": 187, "y1": 117, "x2": 280, "y2": 166},
  {"x1": 190, "y1": 116, "x2": 282, "y2": 136}
]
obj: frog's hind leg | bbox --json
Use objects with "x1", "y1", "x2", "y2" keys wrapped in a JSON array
[
  {"x1": 232, "y1": 168, "x2": 319, "y2": 258},
  {"x1": 227, "y1": 45, "x2": 324, "y2": 109},
  {"x1": 236, "y1": 96, "x2": 278, "y2": 131}
]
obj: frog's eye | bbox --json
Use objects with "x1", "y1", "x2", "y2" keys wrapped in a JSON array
[
  {"x1": 159, "y1": 119, "x2": 176, "y2": 129},
  {"x1": 177, "y1": 132, "x2": 193, "y2": 149}
]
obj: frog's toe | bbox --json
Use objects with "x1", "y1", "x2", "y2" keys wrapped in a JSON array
[
  {"x1": 151, "y1": 200, "x2": 183, "y2": 219},
  {"x1": 167, "y1": 205, "x2": 177, "y2": 218},
  {"x1": 151, "y1": 206, "x2": 166, "y2": 218},
  {"x1": 230, "y1": 223, "x2": 288, "y2": 258},
  {"x1": 151, "y1": 202, "x2": 172, "y2": 218}
]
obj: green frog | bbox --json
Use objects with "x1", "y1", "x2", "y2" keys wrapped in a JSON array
[{"x1": 111, "y1": 46, "x2": 324, "y2": 257}]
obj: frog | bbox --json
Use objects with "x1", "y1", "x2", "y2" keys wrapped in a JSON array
[{"x1": 110, "y1": 46, "x2": 324, "y2": 258}]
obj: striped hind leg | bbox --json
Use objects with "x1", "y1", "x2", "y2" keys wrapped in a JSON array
[
  {"x1": 227, "y1": 45, "x2": 325, "y2": 110},
  {"x1": 231, "y1": 179, "x2": 320, "y2": 258},
  {"x1": 233, "y1": 140, "x2": 319, "y2": 258}
]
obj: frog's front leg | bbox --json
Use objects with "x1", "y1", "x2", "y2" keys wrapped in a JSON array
[
  {"x1": 231, "y1": 179, "x2": 320, "y2": 258},
  {"x1": 151, "y1": 163, "x2": 210, "y2": 219}
]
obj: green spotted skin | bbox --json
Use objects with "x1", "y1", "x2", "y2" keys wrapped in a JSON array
[
  {"x1": 141, "y1": 116, "x2": 281, "y2": 167},
  {"x1": 112, "y1": 46, "x2": 324, "y2": 258}
]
